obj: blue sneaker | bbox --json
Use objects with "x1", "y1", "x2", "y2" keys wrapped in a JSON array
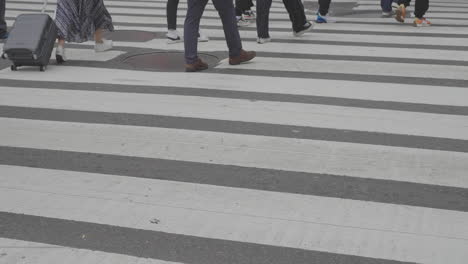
[
  {"x1": 316, "y1": 13, "x2": 336, "y2": 23},
  {"x1": 0, "y1": 32, "x2": 8, "y2": 40}
]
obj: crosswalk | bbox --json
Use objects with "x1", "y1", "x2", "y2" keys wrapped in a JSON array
[{"x1": 1, "y1": 0, "x2": 468, "y2": 263}]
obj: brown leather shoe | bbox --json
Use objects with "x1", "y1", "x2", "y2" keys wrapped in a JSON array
[
  {"x1": 185, "y1": 58, "x2": 209, "y2": 72},
  {"x1": 229, "y1": 49, "x2": 256, "y2": 65}
]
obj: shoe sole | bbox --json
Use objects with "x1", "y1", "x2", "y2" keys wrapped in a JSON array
[
  {"x1": 381, "y1": 12, "x2": 393, "y2": 18},
  {"x1": 95, "y1": 48, "x2": 112, "y2": 52},
  {"x1": 414, "y1": 23, "x2": 431, "y2": 27},
  {"x1": 257, "y1": 38, "x2": 271, "y2": 44},
  {"x1": 167, "y1": 39, "x2": 183, "y2": 44},
  {"x1": 185, "y1": 67, "x2": 208, "y2": 72},
  {"x1": 185, "y1": 63, "x2": 209, "y2": 72},
  {"x1": 229, "y1": 55, "x2": 256, "y2": 65},
  {"x1": 294, "y1": 24, "x2": 314, "y2": 37}
]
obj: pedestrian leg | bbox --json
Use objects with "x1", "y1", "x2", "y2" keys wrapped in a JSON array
[
  {"x1": 235, "y1": 0, "x2": 243, "y2": 17},
  {"x1": 318, "y1": 0, "x2": 331, "y2": 16},
  {"x1": 414, "y1": 0, "x2": 429, "y2": 18},
  {"x1": 167, "y1": 0, "x2": 179, "y2": 30},
  {"x1": 395, "y1": 0, "x2": 411, "y2": 22},
  {"x1": 282, "y1": 0, "x2": 308, "y2": 32},
  {"x1": 0, "y1": 0, "x2": 7, "y2": 38},
  {"x1": 413, "y1": 0, "x2": 430, "y2": 26},
  {"x1": 184, "y1": 0, "x2": 208, "y2": 64},
  {"x1": 381, "y1": 0, "x2": 393, "y2": 13},
  {"x1": 211, "y1": 0, "x2": 242, "y2": 58},
  {"x1": 256, "y1": 0, "x2": 272, "y2": 39},
  {"x1": 396, "y1": 0, "x2": 411, "y2": 7}
]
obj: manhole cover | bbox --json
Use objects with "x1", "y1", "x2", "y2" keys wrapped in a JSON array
[
  {"x1": 104, "y1": 30, "x2": 160, "y2": 42},
  {"x1": 123, "y1": 52, "x2": 220, "y2": 72}
]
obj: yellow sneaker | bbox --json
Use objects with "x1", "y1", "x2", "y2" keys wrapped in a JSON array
[
  {"x1": 414, "y1": 17, "x2": 432, "y2": 27},
  {"x1": 395, "y1": 4, "x2": 406, "y2": 23}
]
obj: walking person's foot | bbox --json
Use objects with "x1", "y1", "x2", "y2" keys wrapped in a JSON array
[
  {"x1": 293, "y1": 22, "x2": 314, "y2": 37},
  {"x1": 95, "y1": 39, "x2": 113, "y2": 52},
  {"x1": 257, "y1": 37, "x2": 271, "y2": 44},
  {"x1": 185, "y1": 58, "x2": 209, "y2": 72},
  {"x1": 413, "y1": 17, "x2": 431, "y2": 27},
  {"x1": 315, "y1": 13, "x2": 336, "y2": 23},
  {"x1": 242, "y1": 10, "x2": 256, "y2": 20},
  {"x1": 167, "y1": 30, "x2": 183, "y2": 44},
  {"x1": 237, "y1": 17, "x2": 250, "y2": 27},
  {"x1": 56, "y1": 46, "x2": 67, "y2": 64},
  {"x1": 198, "y1": 31, "x2": 209, "y2": 42},
  {"x1": 381, "y1": 11, "x2": 394, "y2": 18},
  {"x1": 229, "y1": 49, "x2": 256, "y2": 65},
  {"x1": 395, "y1": 4, "x2": 406, "y2": 23}
]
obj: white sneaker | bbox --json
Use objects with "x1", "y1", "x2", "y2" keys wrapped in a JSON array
[
  {"x1": 94, "y1": 39, "x2": 113, "y2": 52},
  {"x1": 167, "y1": 30, "x2": 183, "y2": 44},
  {"x1": 257, "y1": 37, "x2": 271, "y2": 44},
  {"x1": 198, "y1": 31, "x2": 209, "y2": 42},
  {"x1": 237, "y1": 17, "x2": 250, "y2": 27},
  {"x1": 55, "y1": 45, "x2": 66, "y2": 63},
  {"x1": 381, "y1": 11, "x2": 394, "y2": 17}
]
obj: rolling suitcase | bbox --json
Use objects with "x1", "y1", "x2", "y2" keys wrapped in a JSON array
[{"x1": 1, "y1": 13, "x2": 57, "y2": 72}]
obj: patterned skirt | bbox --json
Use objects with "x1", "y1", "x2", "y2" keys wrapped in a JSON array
[{"x1": 55, "y1": 0, "x2": 114, "y2": 43}]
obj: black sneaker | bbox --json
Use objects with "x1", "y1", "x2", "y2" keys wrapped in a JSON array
[
  {"x1": 293, "y1": 22, "x2": 314, "y2": 37},
  {"x1": 242, "y1": 10, "x2": 256, "y2": 20}
]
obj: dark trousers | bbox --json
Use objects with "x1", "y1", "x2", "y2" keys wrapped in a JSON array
[
  {"x1": 184, "y1": 0, "x2": 242, "y2": 64},
  {"x1": 167, "y1": 0, "x2": 179, "y2": 30},
  {"x1": 318, "y1": 0, "x2": 331, "y2": 16},
  {"x1": 0, "y1": 0, "x2": 6, "y2": 35},
  {"x1": 397, "y1": 0, "x2": 429, "y2": 18},
  {"x1": 235, "y1": 0, "x2": 254, "y2": 16},
  {"x1": 256, "y1": 0, "x2": 307, "y2": 38},
  {"x1": 381, "y1": 0, "x2": 394, "y2": 12}
]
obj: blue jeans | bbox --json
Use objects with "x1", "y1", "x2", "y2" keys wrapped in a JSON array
[{"x1": 381, "y1": 0, "x2": 394, "y2": 12}]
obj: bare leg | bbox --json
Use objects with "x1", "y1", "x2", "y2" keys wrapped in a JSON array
[
  {"x1": 57, "y1": 38, "x2": 65, "y2": 47},
  {"x1": 94, "y1": 28, "x2": 104, "y2": 44},
  {"x1": 56, "y1": 38, "x2": 66, "y2": 63},
  {"x1": 94, "y1": 28, "x2": 113, "y2": 52}
]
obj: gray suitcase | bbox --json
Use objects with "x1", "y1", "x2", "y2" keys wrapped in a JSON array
[{"x1": 1, "y1": 13, "x2": 57, "y2": 71}]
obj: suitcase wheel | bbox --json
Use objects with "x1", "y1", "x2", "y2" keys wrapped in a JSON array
[
  {"x1": 40, "y1": 65, "x2": 46, "y2": 72},
  {"x1": 11, "y1": 65, "x2": 18, "y2": 71}
]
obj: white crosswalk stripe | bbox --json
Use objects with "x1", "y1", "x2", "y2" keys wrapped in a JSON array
[{"x1": 1, "y1": 0, "x2": 467, "y2": 264}]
